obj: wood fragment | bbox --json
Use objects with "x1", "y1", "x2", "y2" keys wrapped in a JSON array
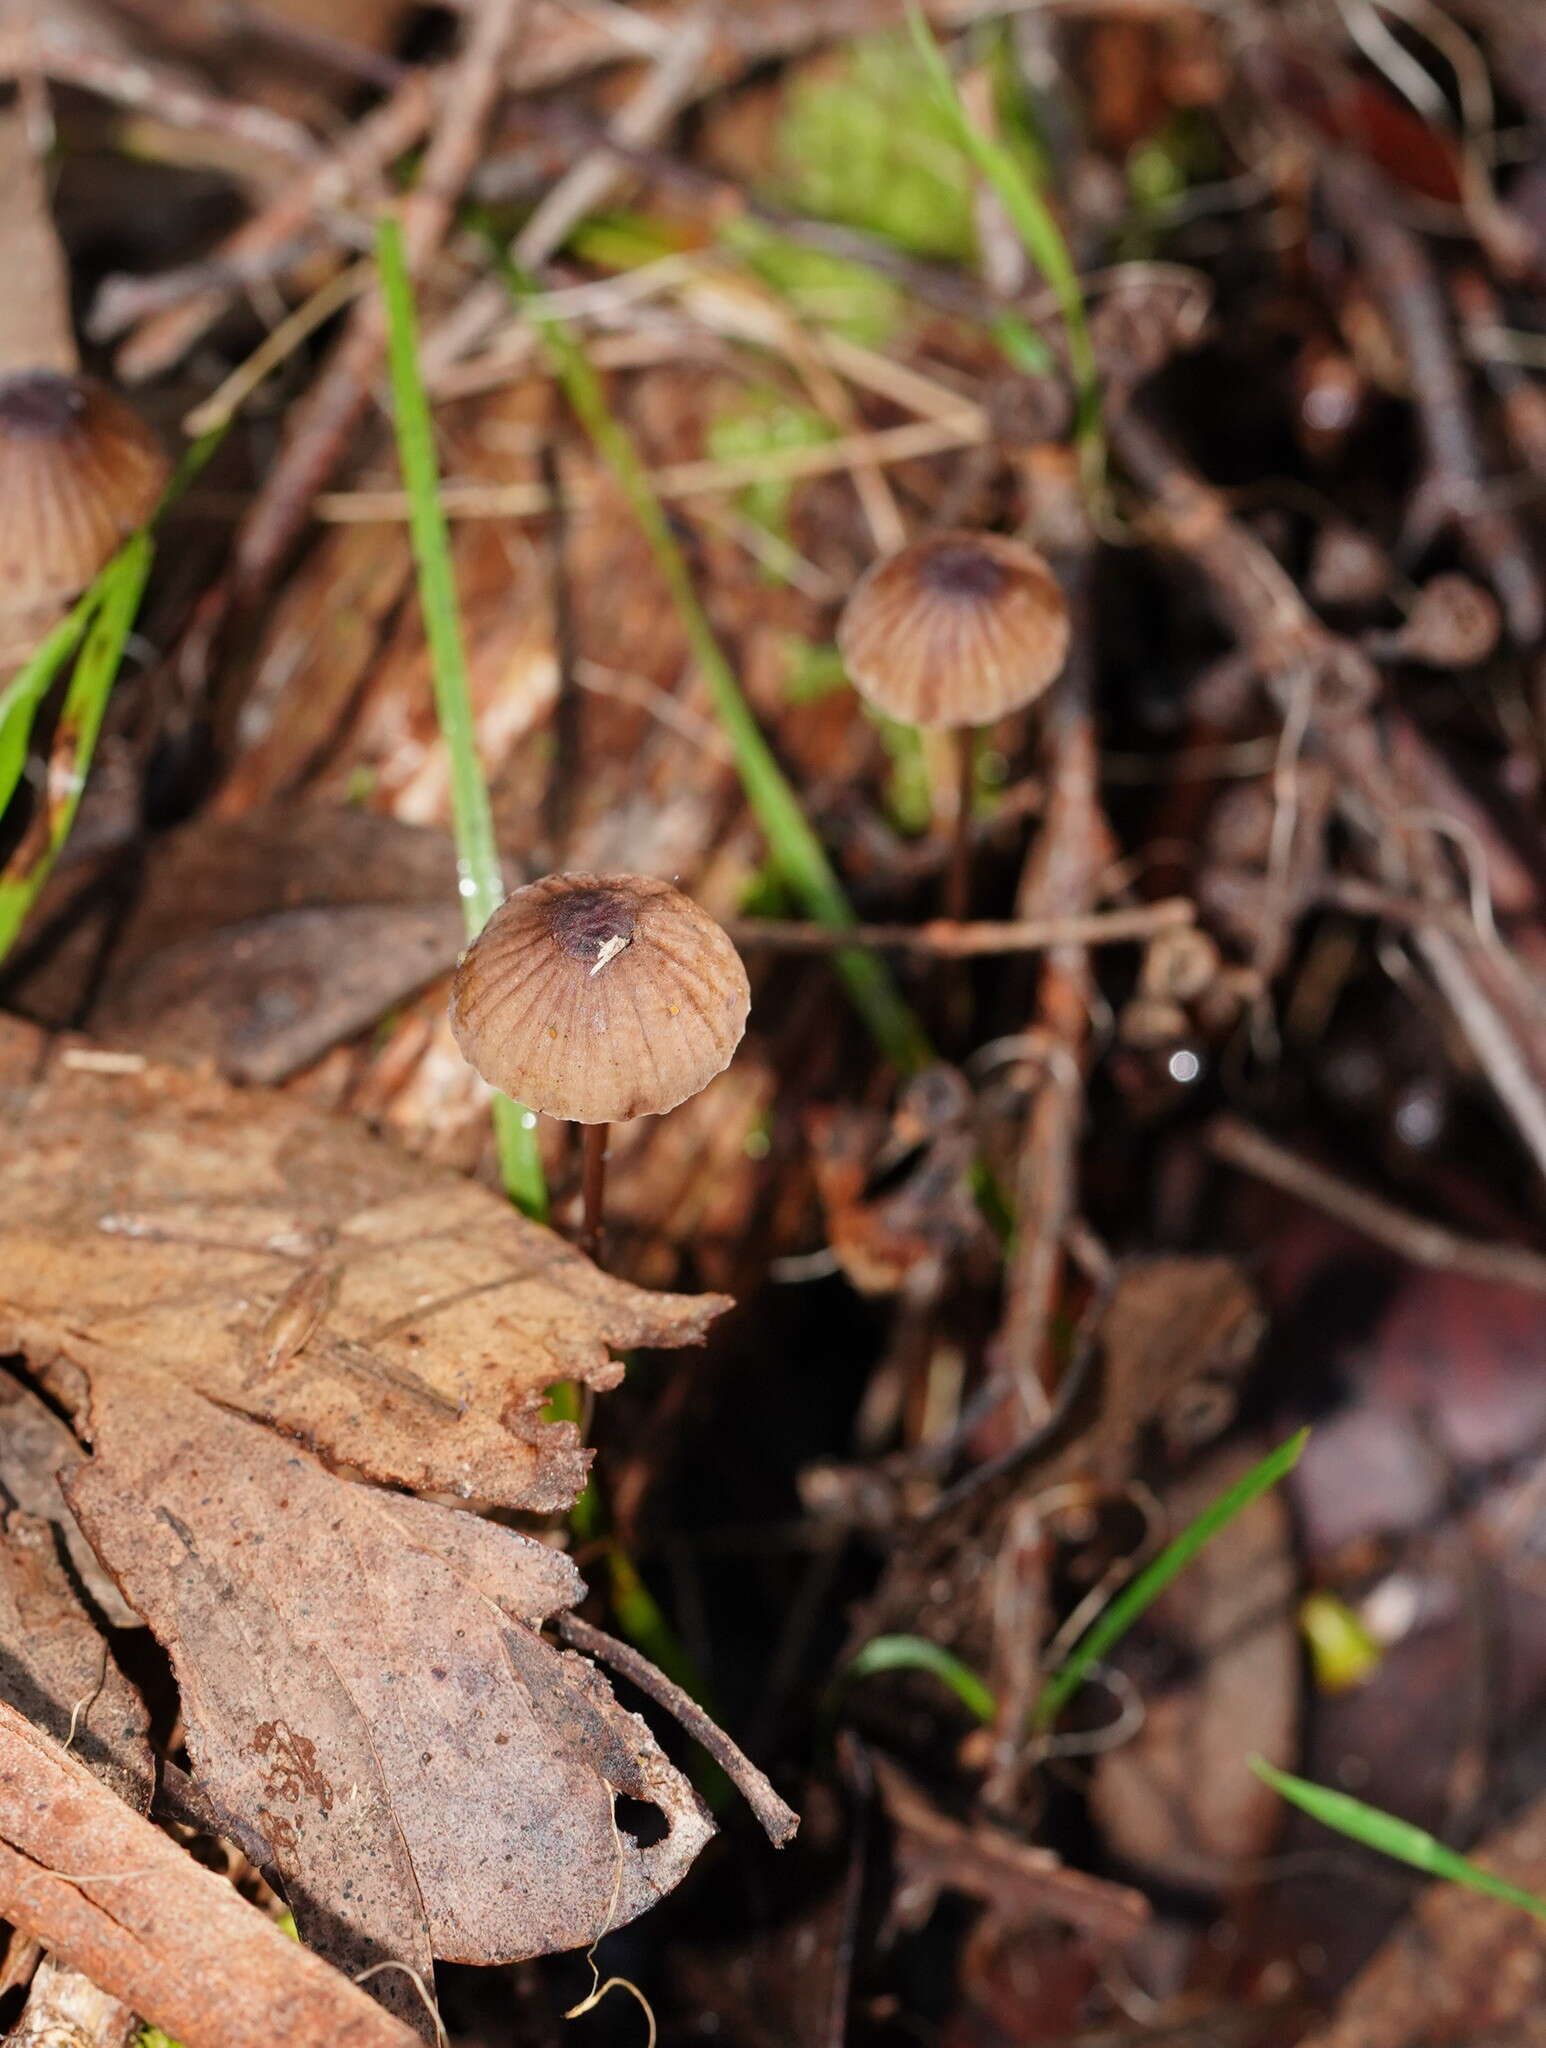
[
  {"x1": 7, "y1": 1953, "x2": 137, "y2": 2048},
  {"x1": 0, "y1": 1699, "x2": 424, "y2": 2048}
]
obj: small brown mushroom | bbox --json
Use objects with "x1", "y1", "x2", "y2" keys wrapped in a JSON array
[
  {"x1": 0, "y1": 109, "x2": 168, "y2": 661},
  {"x1": 837, "y1": 530, "x2": 1070, "y2": 919},
  {"x1": 450, "y1": 872, "x2": 750, "y2": 1258},
  {"x1": 0, "y1": 373, "x2": 167, "y2": 625}
]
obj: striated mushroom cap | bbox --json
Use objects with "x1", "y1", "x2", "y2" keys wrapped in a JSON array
[
  {"x1": 837, "y1": 529, "x2": 1070, "y2": 729},
  {"x1": 450, "y1": 872, "x2": 751, "y2": 1125},
  {"x1": 0, "y1": 371, "x2": 168, "y2": 619}
]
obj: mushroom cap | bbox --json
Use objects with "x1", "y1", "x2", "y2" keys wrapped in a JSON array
[
  {"x1": 449, "y1": 872, "x2": 751, "y2": 1125},
  {"x1": 837, "y1": 529, "x2": 1070, "y2": 729},
  {"x1": 0, "y1": 371, "x2": 169, "y2": 617}
]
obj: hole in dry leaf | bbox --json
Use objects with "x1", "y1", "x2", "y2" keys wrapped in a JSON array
[{"x1": 611, "y1": 1795, "x2": 670, "y2": 1850}]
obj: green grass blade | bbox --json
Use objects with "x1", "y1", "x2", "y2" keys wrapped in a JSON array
[
  {"x1": 843, "y1": 1633, "x2": 997, "y2": 1723},
  {"x1": 376, "y1": 216, "x2": 547, "y2": 1219},
  {"x1": 0, "y1": 421, "x2": 227, "y2": 927},
  {"x1": 1035, "y1": 1428, "x2": 1310, "y2": 1729},
  {"x1": 1250, "y1": 1756, "x2": 1546, "y2": 1921},
  {"x1": 906, "y1": 5, "x2": 1103, "y2": 469},
  {"x1": 487, "y1": 238, "x2": 930, "y2": 1075},
  {"x1": 0, "y1": 535, "x2": 153, "y2": 960},
  {"x1": 0, "y1": 598, "x2": 99, "y2": 820}
]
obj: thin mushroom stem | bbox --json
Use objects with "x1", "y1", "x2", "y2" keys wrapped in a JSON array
[
  {"x1": 580, "y1": 1121, "x2": 610, "y2": 1263},
  {"x1": 945, "y1": 727, "x2": 976, "y2": 923},
  {"x1": 0, "y1": 106, "x2": 78, "y2": 378}
]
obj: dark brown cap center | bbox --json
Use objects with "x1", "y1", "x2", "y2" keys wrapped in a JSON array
[
  {"x1": 0, "y1": 371, "x2": 85, "y2": 438},
  {"x1": 546, "y1": 885, "x2": 638, "y2": 967},
  {"x1": 916, "y1": 542, "x2": 1009, "y2": 603}
]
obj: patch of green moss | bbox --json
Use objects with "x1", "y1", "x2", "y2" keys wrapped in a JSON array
[
  {"x1": 719, "y1": 218, "x2": 904, "y2": 347},
  {"x1": 780, "y1": 636, "x2": 849, "y2": 704},
  {"x1": 774, "y1": 36, "x2": 984, "y2": 260},
  {"x1": 707, "y1": 389, "x2": 832, "y2": 575}
]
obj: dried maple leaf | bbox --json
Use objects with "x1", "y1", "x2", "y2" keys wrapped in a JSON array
[
  {"x1": 0, "y1": 1022, "x2": 727, "y2": 1512},
  {"x1": 67, "y1": 1363, "x2": 714, "y2": 2010}
]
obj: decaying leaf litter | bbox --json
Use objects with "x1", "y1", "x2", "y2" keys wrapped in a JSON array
[{"x1": 5, "y1": 1, "x2": 1546, "y2": 2044}]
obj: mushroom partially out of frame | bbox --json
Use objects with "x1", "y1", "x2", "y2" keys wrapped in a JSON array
[
  {"x1": 450, "y1": 872, "x2": 751, "y2": 1259},
  {"x1": 0, "y1": 109, "x2": 167, "y2": 660},
  {"x1": 837, "y1": 530, "x2": 1070, "y2": 919}
]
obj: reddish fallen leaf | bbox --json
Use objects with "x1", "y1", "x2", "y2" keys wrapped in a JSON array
[
  {"x1": 67, "y1": 1364, "x2": 715, "y2": 2003},
  {"x1": 0, "y1": 1020, "x2": 727, "y2": 1512},
  {"x1": 0, "y1": 1696, "x2": 424, "y2": 2048}
]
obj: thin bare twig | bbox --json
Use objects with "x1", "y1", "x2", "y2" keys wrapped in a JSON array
[
  {"x1": 729, "y1": 899, "x2": 1193, "y2": 957},
  {"x1": 110, "y1": 68, "x2": 436, "y2": 386},
  {"x1": 557, "y1": 1613, "x2": 799, "y2": 1848},
  {"x1": 423, "y1": 16, "x2": 715, "y2": 378},
  {"x1": 1209, "y1": 1116, "x2": 1546, "y2": 1294},
  {"x1": 312, "y1": 413, "x2": 989, "y2": 523},
  {"x1": 1112, "y1": 406, "x2": 1546, "y2": 1188},
  {"x1": 0, "y1": 15, "x2": 318, "y2": 170},
  {"x1": 995, "y1": 459, "x2": 1104, "y2": 1420},
  {"x1": 230, "y1": 0, "x2": 531, "y2": 610},
  {"x1": 1320, "y1": 152, "x2": 1544, "y2": 647}
]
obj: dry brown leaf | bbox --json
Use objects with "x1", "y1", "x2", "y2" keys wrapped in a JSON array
[
  {"x1": 1298, "y1": 1788, "x2": 1546, "y2": 2047},
  {"x1": 0, "y1": 1696, "x2": 425, "y2": 2048},
  {"x1": 1091, "y1": 1436, "x2": 1298, "y2": 1880},
  {"x1": 0, "y1": 1020, "x2": 727, "y2": 1511},
  {"x1": 0, "y1": 1370, "x2": 137, "y2": 1628},
  {"x1": 66, "y1": 1366, "x2": 715, "y2": 1995},
  {"x1": 1065, "y1": 1256, "x2": 1266, "y2": 1490},
  {"x1": 13, "y1": 806, "x2": 470, "y2": 1086},
  {"x1": 0, "y1": 1507, "x2": 151, "y2": 1814}
]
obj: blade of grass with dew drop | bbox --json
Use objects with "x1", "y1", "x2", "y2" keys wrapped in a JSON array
[
  {"x1": 484, "y1": 234, "x2": 930, "y2": 1077},
  {"x1": 842, "y1": 1633, "x2": 997, "y2": 1724},
  {"x1": 376, "y1": 216, "x2": 547, "y2": 1219},
  {"x1": 1249, "y1": 1756, "x2": 1546, "y2": 1921},
  {"x1": 905, "y1": 5, "x2": 1102, "y2": 470},
  {"x1": 1035, "y1": 1427, "x2": 1309, "y2": 1730}
]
